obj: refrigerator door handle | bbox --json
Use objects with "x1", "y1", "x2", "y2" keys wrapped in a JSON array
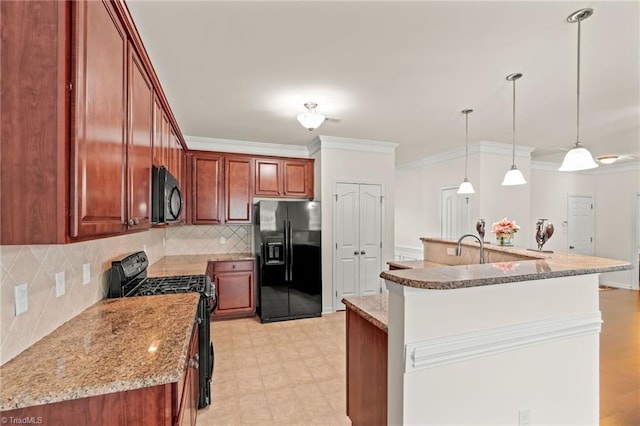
[
  {"x1": 288, "y1": 220, "x2": 293, "y2": 281},
  {"x1": 284, "y1": 220, "x2": 289, "y2": 281}
]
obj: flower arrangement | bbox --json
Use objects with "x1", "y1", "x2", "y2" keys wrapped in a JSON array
[{"x1": 491, "y1": 218, "x2": 520, "y2": 236}]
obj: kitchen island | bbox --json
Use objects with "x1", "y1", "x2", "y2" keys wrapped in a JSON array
[
  {"x1": 0, "y1": 293, "x2": 200, "y2": 425},
  {"x1": 345, "y1": 239, "x2": 631, "y2": 426}
]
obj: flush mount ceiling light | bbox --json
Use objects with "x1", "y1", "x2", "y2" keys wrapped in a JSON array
[
  {"x1": 502, "y1": 73, "x2": 527, "y2": 186},
  {"x1": 296, "y1": 102, "x2": 326, "y2": 131},
  {"x1": 597, "y1": 155, "x2": 619, "y2": 165},
  {"x1": 457, "y1": 109, "x2": 475, "y2": 195},
  {"x1": 559, "y1": 8, "x2": 599, "y2": 172}
]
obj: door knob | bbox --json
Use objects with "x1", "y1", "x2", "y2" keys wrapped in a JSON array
[
  {"x1": 360, "y1": 250, "x2": 366, "y2": 255},
  {"x1": 569, "y1": 246, "x2": 575, "y2": 249},
  {"x1": 354, "y1": 251, "x2": 359, "y2": 255}
]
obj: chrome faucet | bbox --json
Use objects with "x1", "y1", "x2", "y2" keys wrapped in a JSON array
[{"x1": 455, "y1": 234, "x2": 485, "y2": 264}]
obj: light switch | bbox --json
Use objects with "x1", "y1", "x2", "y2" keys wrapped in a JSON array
[
  {"x1": 15, "y1": 283, "x2": 28, "y2": 315},
  {"x1": 83, "y1": 263, "x2": 91, "y2": 285},
  {"x1": 55, "y1": 271, "x2": 65, "y2": 297},
  {"x1": 143, "y1": 244, "x2": 147, "y2": 253}
]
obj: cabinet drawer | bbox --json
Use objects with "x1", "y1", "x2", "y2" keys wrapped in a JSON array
[{"x1": 209, "y1": 260, "x2": 254, "y2": 273}]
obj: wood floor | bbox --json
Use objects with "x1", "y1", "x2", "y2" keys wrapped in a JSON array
[
  {"x1": 599, "y1": 288, "x2": 640, "y2": 425},
  {"x1": 197, "y1": 289, "x2": 639, "y2": 425}
]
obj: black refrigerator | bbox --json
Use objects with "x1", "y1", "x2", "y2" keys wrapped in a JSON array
[{"x1": 254, "y1": 200, "x2": 322, "y2": 323}]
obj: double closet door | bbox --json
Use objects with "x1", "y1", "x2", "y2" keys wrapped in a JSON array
[{"x1": 335, "y1": 183, "x2": 383, "y2": 307}]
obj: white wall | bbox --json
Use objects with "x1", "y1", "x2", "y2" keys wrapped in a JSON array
[
  {"x1": 396, "y1": 141, "x2": 533, "y2": 248},
  {"x1": 313, "y1": 136, "x2": 397, "y2": 313},
  {"x1": 396, "y1": 146, "x2": 640, "y2": 289}
]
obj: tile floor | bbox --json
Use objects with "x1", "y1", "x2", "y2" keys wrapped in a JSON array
[
  {"x1": 196, "y1": 312, "x2": 351, "y2": 426},
  {"x1": 197, "y1": 289, "x2": 640, "y2": 425}
]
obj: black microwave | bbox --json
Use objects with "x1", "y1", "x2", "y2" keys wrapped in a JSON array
[{"x1": 152, "y1": 166, "x2": 183, "y2": 224}]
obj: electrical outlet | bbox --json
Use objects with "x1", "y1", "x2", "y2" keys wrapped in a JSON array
[
  {"x1": 518, "y1": 409, "x2": 530, "y2": 426},
  {"x1": 446, "y1": 247, "x2": 456, "y2": 255},
  {"x1": 55, "y1": 271, "x2": 66, "y2": 297},
  {"x1": 220, "y1": 236, "x2": 226, "y2": 244},
  {"x1": 143, "y1": 244, "x2": 147, "y2": 253},
  {"x1": 83, "y1": 263, "x2": 91, "y2": 285},
  {"x1": 15, "y1": 283, "x2": 28, "y2": 315}
]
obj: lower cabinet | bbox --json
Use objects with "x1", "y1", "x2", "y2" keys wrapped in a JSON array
[
  {"x1": 208, "y1": 260, "x2": 255, "y2": 319},
  {"x1": 346, "y1": 307, "x2": 387, "y2": 425},
  {"x1": 176, "y1": 323, "x2": 199, "y2": 426},
  {"x1": 0, "y1": 323, "x2": 199, "y2": 426}
]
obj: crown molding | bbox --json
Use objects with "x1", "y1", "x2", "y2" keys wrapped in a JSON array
[
  {"x1": 184, "y1": 135, "x2": 309, "y2": 157},
  {"x1": 397, "y1": 140, "x2": 535, "y2": 171},
  {"x1": 531, "y1": 159, "x2": 640, "y2": 174},
  {"x1": 308, "y1": 135, "x2": 399, "y2": 156}
]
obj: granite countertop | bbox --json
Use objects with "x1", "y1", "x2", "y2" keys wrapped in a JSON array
[
  {"x1": 343, "y1": 295, "x2": 388, "y2": 333},
  {"x1": 147, "y1": 253, "x2": 254, "y2": 277},
  {"x1": 381, "y1": 249, "x2": 632, "y2": 290},
  {"x1": 0, "y1": 293, "x2": 200, "y2": 411}
]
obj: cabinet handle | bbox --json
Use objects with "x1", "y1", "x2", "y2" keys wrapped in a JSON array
[
  {"x1": 127, "y1": 219, "x2": 135, "y2": 226},
  {"x1": 232, "y1": 264, "x2": 236, "y2": 269},
  {"x1": 134, "y1": 218, "x2": 140, "y2": 225}
]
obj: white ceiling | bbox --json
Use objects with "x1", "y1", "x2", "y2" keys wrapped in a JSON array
[{"x1": 126, "y1": 1, "x2": 639, "y2": 166}]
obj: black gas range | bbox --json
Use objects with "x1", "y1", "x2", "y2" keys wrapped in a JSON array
[{"x1": 108, "y1": 251, "x2": 216, "y2": 409}]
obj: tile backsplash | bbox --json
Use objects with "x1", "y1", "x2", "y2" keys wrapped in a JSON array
[
  {"x1": 0, "y1": 224, "x2": 254, "y2": 365},
  {"x1": 0, "y1": 229, "x2": 165, "y2": 365},
  {"x1": 165, "y1": 225, "x2": 252, "y2": 255}
]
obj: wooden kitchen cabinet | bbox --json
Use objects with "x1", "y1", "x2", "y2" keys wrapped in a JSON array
[
  {"x1": 176, "y1": 323, "x2": 199, "y2": 426},
  {"x1": 126, "y1": 42, "x2": 153, "y2": 231},
  {"x1": 346, "y1": 306, "x2": 388, "y2": 425},
  {"x1": 254, "y1": 157, "x2": 314, "y2": 199},
  {"x1": 1, "y1": 0, "x2": 187, "y2": 245},
  {"x1": 70, "y1": 0, "x2": 129, "y2": 238},
  {"x1": 191, "y1": 154, "x2": 224, "y2": 224},
  {"x1": 225, "y1": 156, "x2": 253, "y2": 223},
  {"x1": 208, "y1": 260, "x2": 255, "y2": 319}
]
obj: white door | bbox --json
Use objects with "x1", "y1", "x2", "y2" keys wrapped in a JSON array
[
  {"x1": 568, "y1": 195, "x2": 594, "y2": 255},
  {"x1": 441, "y1": 187, "x2": 472, "y2": 239},
  {"x1": 335, "y1": 183, "x2": 383, "y2": 308}
]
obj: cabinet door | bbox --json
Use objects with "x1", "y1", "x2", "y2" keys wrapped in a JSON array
[
  {"x1": 176, "y1": 324, "x2": 199, "y2": 426},
  {"x1": 152, "y1": 97, "x2": 164, "y2": 167},
  {"x1": 225, "y1": 157, "x2": 252, "y2": 223},
  {"x1": 254, "y1": 158, "x2": 282, "y2": 196},
  {"x1": 71, "y1": 0, "x2": 127, "y2": 238},
  {"x1": 127, "y1": 43, "x2": 153, "y2": 230},
  {"x1": 213, "y1": 271, "x2": 255, "y2": 319},
  {"x1": 192, "y1": 155, "x2": 223, "y2": 224},
  {"x1": 283, "y1": 159, "x2": 314, "y2": 198}
]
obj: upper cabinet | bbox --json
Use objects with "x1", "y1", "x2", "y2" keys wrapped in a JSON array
[
  {"x1": 188, "y1": 153, "x2": 313, "y2": 226},
  {"x1": 70, "y1": 0, "x2": 129, "y2": 238},
  {"x1": 254, "y1": 158, "x2": 314, "y2": 199},
  {"x1": 126, "y1": 43, "x2": 153, "y2": 230},
  {"x1": 190, "y1": 154, "x2": 223, "y2": 225},
  {"x1": 0, "y1": 0, "x2": 187, "y2": 244},
  {"x1": 225, "y1": 157, "x2": 253, "y2": 223}
]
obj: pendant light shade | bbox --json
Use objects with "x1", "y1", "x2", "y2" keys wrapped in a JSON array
[
  {"x1": 559, "y1": 8, "x2": 598, "y2": 172},
  {"x1": 296, "y1": 102, "x2": 325, "y2": 131},
  {"x1": 457, "y1": 109, "x2": 475, "y2": 195},
  {"x1": 502, "y1": 73, "x2": 527, "y2": 186}
]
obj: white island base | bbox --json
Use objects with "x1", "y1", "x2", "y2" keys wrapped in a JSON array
[{"x1": 386, "y1": 274, "x2": 601, "y2": 425}]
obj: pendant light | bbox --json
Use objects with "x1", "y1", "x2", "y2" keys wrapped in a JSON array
[
  {"x1": 457, "y1": 109, "x2": 475, "y2": 194},
  {"x1": 501, "y1": 73, "x2": 527, "y2": 186},
  {"x1": 296, "y1": 102, "x2": 326, "y2": 131},
  {"x1": 559, "y1": 8, "x2": 598, "y2": 172}
]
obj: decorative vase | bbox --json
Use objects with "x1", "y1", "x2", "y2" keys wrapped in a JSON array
[{"x1": 496, "y1": 233, "x2": 513, "y2": 246}]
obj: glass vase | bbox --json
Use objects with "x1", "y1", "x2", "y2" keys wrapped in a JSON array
[{"x1": 496, "y1": 233, "x2": 513, "y2": 246}]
